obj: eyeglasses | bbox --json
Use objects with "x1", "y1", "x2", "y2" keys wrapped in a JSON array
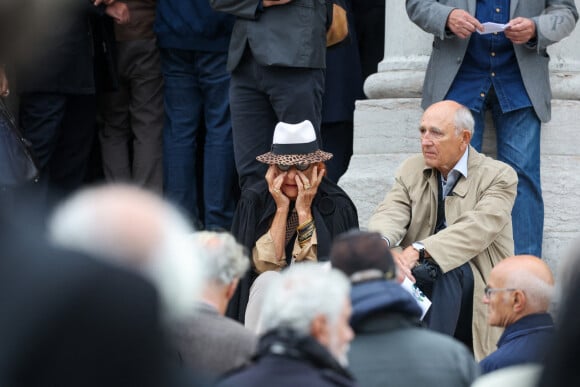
[
  {"x1": 483, "y1": 285, "x2": 517, "y2": 299},
  {"x1": 276, "y1": 163, "x2": 310, "y2": 172}
]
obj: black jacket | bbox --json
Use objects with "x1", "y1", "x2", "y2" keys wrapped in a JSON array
[
  {"x1": 216, "y1": 329, "x2": 356, "y2": 387},
  {"x1": 18, "y1": 1, "x2": 108, "y2": 94},
  {"x1": 227, "y1": 177, "x2": 359, "y2": 322}
]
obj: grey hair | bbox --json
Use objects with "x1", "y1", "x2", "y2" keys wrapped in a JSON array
[
  {"x1": 259, "y1": 263, "x2": 350, "y2": 336},
  {"x1": 48, "y1": 184, "x2": 204, "y2": 320},
  {"x1": 503, "y1": 269, "x2": 554, "y2": 312},
  {"x1": 191, "y1": 231, "x2": 249, "y2": 286},
  {"x1": 454, "y1": 105, "x2": 475, "y2": 136}
]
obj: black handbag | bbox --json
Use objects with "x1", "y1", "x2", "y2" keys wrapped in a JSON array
[{"x1": 0, "y1": 98, "x2": 39, "y2": 187}]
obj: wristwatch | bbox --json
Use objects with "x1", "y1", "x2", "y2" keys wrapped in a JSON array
[{"x1": 412, "y1": 241, "x2": 425, "y2": 261}]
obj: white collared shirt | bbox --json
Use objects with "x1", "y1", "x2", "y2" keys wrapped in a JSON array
[{"x1": 442, "y1": 147, "x2": 469, "y2": 198}]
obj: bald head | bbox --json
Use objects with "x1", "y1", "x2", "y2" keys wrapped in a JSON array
[
  {"x1": 494, "y1": 255, "x2": 554, "y2": 287},
  {"x1": 423, "y1": 100, "x2": 475, "y2": 136},
  {"x1": 54, "y1": 185, "x2": 167, "y2": 264},
  {"x1": 423, "y1": 100, "x2": 462, "y2": 122},
  {"x1": 486, "y1": 255, "x2": 554, "y2": 326}
]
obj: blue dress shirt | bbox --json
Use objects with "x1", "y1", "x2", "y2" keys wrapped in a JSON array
[{"x1": 445, "y1": 0, "x2": 532, "y2": 113}]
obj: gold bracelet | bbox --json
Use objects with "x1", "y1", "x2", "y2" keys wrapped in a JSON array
[
  {"x1": 298, "y1": 228, "x2": 314, "y2": 241},
  {"x1": 297, "y1": 218, "x2": 314, "y2": 231}
]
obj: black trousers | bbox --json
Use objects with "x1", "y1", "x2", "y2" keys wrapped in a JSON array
[
  {"x1": 19, "y1": 93, "x2": 96, "y2": 203},
  {"x1": 229, "y1": 49, "x2": 325, "y2": 189},
  {"x1": 321, "y1": 121, "x2": 353, "y2": 183},
  {"x1": 424, "y1": 262, "x2": 474, "y2": 352}
]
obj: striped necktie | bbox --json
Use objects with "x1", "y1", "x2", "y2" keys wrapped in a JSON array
[{"x1": 285, "y1": 209, "x2": 299, "y2": 245}]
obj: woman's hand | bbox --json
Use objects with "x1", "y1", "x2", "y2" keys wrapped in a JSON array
[
  {"x1": 294, "y1": 164, "x2": 325, "y2": 219},
  {"x1": 266, "y1": 164, "x2": 290, "y2": 210}
]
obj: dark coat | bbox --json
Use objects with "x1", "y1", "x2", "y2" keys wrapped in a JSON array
[
  {"x1": 479, "y1": 313, "x2": 554, "y2": 374},
  {"x1": 0, "y1": 205, "x2": 169, "y2": 387},
  {"x1": 216, "y1": 329, "x2": 356, "y2": 387},
  {"x1": 171, "y1": 303, "x2": 257, "y2": 381},
  {"x1": 227, "y1": 177, "x2": 359, "y2": 322},
  {"x1": 321, "y1": 0, "x2": 364, "y2": 124},
  {"x1": 18, "y1": 2, "x2": 108, "y2": 94},
  {"x1": 348, "y1": 280, "x2": 479, "y2": 387},
  {"x1": 210, "y1": 0, "x2": 328, "y2": 72}
]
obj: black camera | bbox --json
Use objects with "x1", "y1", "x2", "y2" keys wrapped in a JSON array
[{"x1": 411, "y1": 258, "x2": 442, "y2": 298}]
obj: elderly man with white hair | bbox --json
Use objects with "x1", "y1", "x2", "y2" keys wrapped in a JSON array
[
  {"x1": 171, "y1": 231, "x2": 257, "y2": 380},
  {"x1": 48, "y1": 183, "x2": 204, "y2": 320},
  {"x1": 216, "y1": 263, "x2": 356, "y2": 387}
]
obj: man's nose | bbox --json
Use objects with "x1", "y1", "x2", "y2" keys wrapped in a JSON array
[{"x1": 421, "y1": 136, "x2": 433, "y2": 146}]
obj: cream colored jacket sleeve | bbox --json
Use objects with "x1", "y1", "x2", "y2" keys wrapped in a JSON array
[{"x1": 252, "y1": 230, "x2": 318, "y2": 274}]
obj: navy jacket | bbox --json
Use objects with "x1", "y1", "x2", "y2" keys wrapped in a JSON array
[
  {"x1": 155, "y1": 0, "x2": 234, "y2": 52},
  {"x1": 480, "y1": 313, "x2": 554, "y2": 374}
]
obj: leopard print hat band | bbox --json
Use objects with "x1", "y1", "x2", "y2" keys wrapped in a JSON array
[{"x1": 256, "y1": 120, "x2": 334, "y2": 165}]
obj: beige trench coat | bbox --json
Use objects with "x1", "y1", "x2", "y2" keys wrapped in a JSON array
[{"x1": 368, "y1": 147, "x2": 517, "y2": 360}]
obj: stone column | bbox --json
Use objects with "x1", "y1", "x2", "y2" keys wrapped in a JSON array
[{"x1": 340, "y1": 0, "x2": 580, "y2": 270}]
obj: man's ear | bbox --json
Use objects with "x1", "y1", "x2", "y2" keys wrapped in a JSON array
[
  {"x1": 225, "y1": 279, "x2": 239, "y2": 302},
  {"x1": 462, "y1": 129, "x2": 472, "y2": 145},
  {"x1": 310, "y1": 314, "x2": 330, "y2": 347},
  {"x1": 512, "y1": 289, "x2": 526, "y2": 313}
]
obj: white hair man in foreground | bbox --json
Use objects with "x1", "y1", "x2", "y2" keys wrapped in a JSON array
[
  {"x1": 48, "y1": 183, "x2": 204, "y2": 320},
  {"x1": 171, "y1": 231, "x2": 257, "y2": 380},
  {"x1": 216, "y1": 263, "x2": 356, "y2": 387}
]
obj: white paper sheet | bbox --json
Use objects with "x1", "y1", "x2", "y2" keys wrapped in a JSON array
[
  {"x1": 401, "y1": 277, "x2": 432, "y2": 320},
  {"x1": 477, "y1": 22, "x2": 508, "y2": 34}
]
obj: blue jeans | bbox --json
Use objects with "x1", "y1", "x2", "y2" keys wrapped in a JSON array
[
  {"x1": 160, "y1": 48, "x2": 237, "y2": 230},
  {"x1": 470, "y1": 94, "x2": 543, "y2": 257}
]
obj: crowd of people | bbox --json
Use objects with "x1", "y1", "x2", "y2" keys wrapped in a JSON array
[{"x1": 1, "y1": 0, "x2": 580, "y2": 386}]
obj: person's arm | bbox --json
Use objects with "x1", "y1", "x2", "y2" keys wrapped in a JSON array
[
  {"x1": 251, "y1": 216, "x2": 318, "y2": 272},
  {"x1": 251, "y1": 165, "x2": 290, "y2": 273},
  {"x1": 209, "y1": 0, "x2": 290, "y2": 19},
  {"x1": 0, "y1": 66, "x2": 8, "y2": 97},
  {"x1": 405, "y1": 0, "x2": 458, "y2": 39},
  {"x1": 252, "y1": 230, "x2": 287, "y2": 273},
  {"x1": 422, "y1": 163, "x2": 517, "y2": 273},
  {"x1": 368, "y1": 163, "x2": 413, "y2": 248},
  {"x1": 291, "y1": 229, "x2": 317, "y2": 262},
  {"x1": 93, "y1": 0, "x2": 115, "y2": 5},
  {"x1": 290, "y1": 164, "x2": 324, "y2": 262},
  {"x1": 105, "y1": 1, "x2": 130, "y2": 24},
  {"x1": 509, "y1": 1, "x2": 578, "y2": 51},
  {"x1": 265, "y1": 165, "x2": 290, "y2": 262}
]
